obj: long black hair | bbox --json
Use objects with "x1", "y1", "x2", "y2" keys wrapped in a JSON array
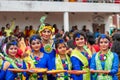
[
  {"x1": 29, "y1": 34, "x2": 41, "y2": 44},
  {"x1": 111, "y1": 33, "x2": 120, "y2": 59},
  {"x1": 55, "y1": 38, "x2": 66, "y2": 49},
  {"x1": 6, "y1": 40, "x2": 18, "y2": 54},
  {"x1": 73, "y1": 30, "x2": 86, "y2": 41}
]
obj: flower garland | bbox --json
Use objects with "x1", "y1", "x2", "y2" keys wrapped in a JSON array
[{"x1": 99, "y1": 54, "x2": 107, "y2": 61}]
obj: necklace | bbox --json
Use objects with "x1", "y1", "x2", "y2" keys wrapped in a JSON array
[{"x1": 32, "y1": 52, "x2": 43, "y2": 63}]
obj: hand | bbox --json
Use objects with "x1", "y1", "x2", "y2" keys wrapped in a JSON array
[
  {"x1": 22, "y1": 53, "x2": 29, "y2": 58},
  {"x1": 90, "y1": 69, "x2": 96, "y2": 73},
  {"x1": 67, "y1": 70, "x2": 87, "y2": 75},
  {"x1": 70, "y1": 78, "x2": 73, "y2": 80},
  {"x1": 90, "y1": 70, "x2": 110, "y2": 74},
  {"x1": 103, "y1": 70, "x2": 110, "y2": 74},
  {"x1": 66, "y1": 48, "x2": 72, "y2": 55}
]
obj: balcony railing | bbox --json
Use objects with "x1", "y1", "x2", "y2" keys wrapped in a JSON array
[{"x1": 2, "y1": 0, "x2": 120, "y2": 3}]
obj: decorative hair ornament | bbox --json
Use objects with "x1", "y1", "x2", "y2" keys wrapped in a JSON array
[
  {"x1": 39, "y1": 16, "x2": 55, "y2": 35},
  {"x1": 31, "y1": 36, "x2": 37, "y2": 41},
  {"x1": 11, "y1": 41, "x2": 17, "y2": 45},
  {"x1": 101, "y1": 34, "x2": 107, "y2": 39},
  {"x1": 59, "y1": 39, "x2": 64, "y2": 43},
  {"x1": 44, "y1": 44, "x2": 52, "y2": 53},
  {"x1": 76, "y1": 33, "x2": 80, "y2": 38}
]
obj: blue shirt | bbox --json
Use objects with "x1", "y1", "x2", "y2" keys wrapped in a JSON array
[
  {"x1": 90, "y1": 52, "x2": 119, "y2": 80},
  {"x1": 51, "y1": 57, "x2": 70, "y2": 80},
  {"x1": 70, "y1": 52, "x2": 91, "y2": 80},
  {"x1": 40, "y1": 47, "x2": 56, "y2": 59},
  {"x1": 5, "y1": 61, "x2": 24, "y2": 80},
  {"x1": 24, "y1": 53, "x2": 52, "y2": 80},
  {"x1": 0, "y1": 61, "x2": 6, "y2": 80}
]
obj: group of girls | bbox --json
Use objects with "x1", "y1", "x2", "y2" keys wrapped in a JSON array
[{"x1": 0, "y1": 22, "x2": 119, "y2": 80}]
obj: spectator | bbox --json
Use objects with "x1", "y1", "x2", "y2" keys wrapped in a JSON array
[
  {"x1": 4, "y1": 20, "x2": 15, "y2": 37},
  {"x1": 0, "y1": 27, "x2": 5, "y2": 36},
  {"x1": 53, "y1": 24, "x2": 59, "y2": 34},
  {"x1": 29, "y1": 25, "x2": 36, "y2": 37},
  {"x1": 94, "y1": 28, "x2": 101, "y2": 39}
]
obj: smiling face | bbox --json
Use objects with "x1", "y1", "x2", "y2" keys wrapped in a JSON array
[
  {"x1": 57, "y1": 43, "x2": 67, "y2": 55},
  {"x1": 75, "y1": 35, "x2": 85, "y2": 47},
  {"x1": 99, "y1": 38, "x2": 110, "y2": 51},
  {"x1": 8, "y1": 45, "x2": 18, "y2": 57},
  {"x1": 31, "y1": 39, "x2": 41, "y2": 51},
  {"x1": 41, "y1": 28, "x2": 52, "y2": 40}
]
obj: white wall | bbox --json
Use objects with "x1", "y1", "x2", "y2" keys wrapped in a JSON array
[
  {"x1": 0, "y1": 12, "x2": 111, "y2": 32},
  {"x1": 0, "y1": 1, "x2": 119, "y2": 12}
]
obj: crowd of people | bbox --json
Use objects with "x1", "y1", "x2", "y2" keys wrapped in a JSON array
[{"x1": 0, "y1": 16, "x2": 120, "y2": 80}]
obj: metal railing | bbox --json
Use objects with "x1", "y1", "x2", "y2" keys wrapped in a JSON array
[{"x1": 2, "y1": 0, "x2": 120, "y2": 3}]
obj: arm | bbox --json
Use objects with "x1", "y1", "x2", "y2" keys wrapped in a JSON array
[
  {"x1": 47, "y1": 55, "x2": 54, "y2": 70},
  {"x1": 5, "y1": 64, "x2": 17, "y2": 80},
  {"x1": 47, "y1": 56, "x2": 55, "y2": 80},
  {"x1": 10, "y1": 20, "x2": 15, "y2": 31},
  {"x1": 109, "y1": 53, "x2": 119, "y2": 75},
  {"x1": 22, "y1": 61, "x2": 29, "y2": 78},
  {"x1": 90, "y1": 54, "x2": 97, "y2": 80},
  {"x1": 70, "y1": 56, "x2": 82, "y2": 70},
  {"x1": 90, "y1": 54, "x2": 96, "y2": 70}
]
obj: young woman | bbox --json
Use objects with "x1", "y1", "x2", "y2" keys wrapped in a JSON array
[
  {"x1": 70, "y1": 31, "x2": 92, "y2": 80},
  {"x1": 39, "y1": 22, "x2": 56, "y2": 59},
  {"x1": 3, "y1": 40, "x2": 24, "y2": 80},
  {"x1": 51, "y1": 38, "x2": 72, "y2": 80},
  {"x1": 90, "y1": 34, "x2": 119, "y2": 80},
  {"x1": 24, "y1": 34, "x2": 51, "y2": 80},
  {"x1": 86, "y1": 32, "x2": 99, "y2": 53}
]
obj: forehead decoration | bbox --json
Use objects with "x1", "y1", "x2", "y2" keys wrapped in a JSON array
[
  {"x1": 11, "y1": 41, "x2": 17, "y2": 45},
  {"x1": 59, "y1": 39, "x2": 64, "y2": 43},
  {"x1": 101, "y1": 34, "x2": 107, "y2": 39},
  {"x1": 31, "y1": 35, "x2": 41, "y2": 42},
  {"x1": 31, "y1": 36, "x2": 37, "y2": 41},
  {"x1": 76, "y1": 33, "x2": 81, "y2": 38}
]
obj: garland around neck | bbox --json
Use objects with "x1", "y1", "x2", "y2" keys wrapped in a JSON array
[{"x1": 41, "y1": 39, "x2": 53, "y2": 45}]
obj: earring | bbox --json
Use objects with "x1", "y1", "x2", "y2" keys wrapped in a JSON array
[
  {"x1": 56, "y1": 50, "x2": 59, "y2": 54},
  {"x1": 73, "y1": 41, "x2": 76, "y2": 46}
]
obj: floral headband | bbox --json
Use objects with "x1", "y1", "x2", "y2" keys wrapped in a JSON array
[
  {"x1": 100, "y1": 34, "x2": 107, "y2": 39},
  {"x1": 11, "y1": 41, "x2": 17, "y2": 45},
  {"x1": 75, "y1": 33, "x2": 81, "y2": 38}
]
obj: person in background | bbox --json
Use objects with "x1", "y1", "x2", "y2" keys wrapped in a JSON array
[
  {"x1": 29, "y1": 25, "x2": 36, "y2": 37},
  {"x1": 86, "y1": 32, "x2": 98, "y2": 54},
  {"x1": 5, "y1": 20, "x2": 15, "y2": 37},
  {"x1": 94, "y1": 28, "x2": 101, "y2": 39},
  {"x1": 111, "y1": 32, "x2": 120, "y2": 61},
  {"x1": 14, "y1": 25, "x2": 20, "y2": 37},
  {"x1": 82, "y1": 25, "x2": 87, "y2": 32},
  {"x1": 53, "y1": 24, "x2": 59, "y2": 35},
  {"x1": 24, "y1": 26, "x2": 30, "y2": 38},
  {"x1": 0, "y1": 32, "x2": 6, "y2": 53},
  {"x1": 59, "y1": 29, "x2": 65, "y2": 38},
  {"x1": 105, "y1": 31, "x2": 110, "y2": 37},
  {"x1": 0, "y1": 27, "x2": 5, "y2": 36}
]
